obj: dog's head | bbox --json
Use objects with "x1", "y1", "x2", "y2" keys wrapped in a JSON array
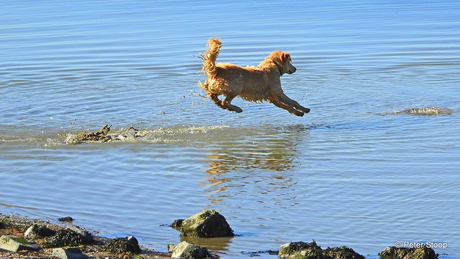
[{"x1": 267, "y1": 51, "x2": 296, "y2": 75}]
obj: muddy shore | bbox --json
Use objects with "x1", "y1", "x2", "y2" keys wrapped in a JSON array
[{"x1": 0, "y1": 214, "x2": 173, "y2": 259}]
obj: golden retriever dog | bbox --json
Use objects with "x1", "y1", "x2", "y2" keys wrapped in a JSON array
[{"x1": 198, "y1": 38, "x2": 310, "y2": 116}]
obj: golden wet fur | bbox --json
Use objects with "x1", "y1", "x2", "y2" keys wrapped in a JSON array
[{"x1": 199, "y1": 38, "x2": 310, "y2": 116}]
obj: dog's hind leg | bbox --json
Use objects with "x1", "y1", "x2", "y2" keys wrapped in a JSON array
[
  {"x1": 268, "y1": 96, "x2": 304, "y2": 117},
  {"x1": 279, "y1": 93, "x2": 310, "y2": 114},
  {"x1": 222, "y1": 94, "x2": 243, "y2": 113},
  {"x1": 208, "y1": 93, "x2": 242, "y2": 113},
  {"x1": 208, "y1": 92, "x2": 225, "y2": 109}
]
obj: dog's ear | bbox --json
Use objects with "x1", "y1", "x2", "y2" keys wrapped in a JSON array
[{"x1": 282, "y1": 52, "x2": 291, "y2": 62}]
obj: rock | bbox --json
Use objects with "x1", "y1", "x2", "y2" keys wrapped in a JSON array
[
  {"x1": 66, "y1": 124, "x2": 148, "y2": 144},
  {"x1": 44, "y1": 228, "x2": 93, "y2": 247},
  {"x1": 279, "y1": 241, "x2": 323, "y2": 259},
  {"x1": 24, "y1": 224, "x2": 56, "y2": 239},
  {"x1": 324, "y1": 246, "x2": 365, "y2": 259},
  {"x1": 171, "y1": 219, "x2": 184, "y2": 228},
  {"x1": 0, "y1": 235, "x2": 40, "y2": 252},
  {"x1": 171, "y1": 241, "x2": 213, "y2": 259},
  {"x1": 66, "y1": 225, "x2": 92, "y2": 241},
  {"x1": 178, "y1": 210, "x2": 234, "y2": 238},
  {"x1": 378, "y1": 246, "x2": 438, "y2": 259},
  {"x1": 52, "y1": 247, "x2": 86, "y2": 259},
  {"x1": 103, "y1": 236, "x2": 141, "y2": 254},
  {"x1": 58, "y1": 216, "x2": 74, "y2": 222},
  {"x1": 168, "y1": 244, "x2": 178, "y2": 252}
]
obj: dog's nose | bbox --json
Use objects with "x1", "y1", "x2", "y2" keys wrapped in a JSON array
[{"x1": 289, "y1": 66, "x2": 296, "y2": 74}]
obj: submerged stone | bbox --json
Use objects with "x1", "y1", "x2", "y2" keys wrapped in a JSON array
[
  {"x1": 58, "y1": 216, "x2": 74, "y2": 222},
  {"x1": 171, "y1": 241, "x2": 214, "y2": 259},
  {"x1": 103, "y1": 236, "x2": 141, "y2": 254},
  {"x1": 0, "y1": 235, "x2": 39, "y2": 252},
  {"x1": 378, "y1": 246, "x2": 438, "y2": 259},
  {"x1": 178, "y1": 210, "x2": 234, "y2": 238}
]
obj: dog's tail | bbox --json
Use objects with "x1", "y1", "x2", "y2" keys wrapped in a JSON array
[{"x1": 199, "y1": 38, "x2": 221, "y2": 79}]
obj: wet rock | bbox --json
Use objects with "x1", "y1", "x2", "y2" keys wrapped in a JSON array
[
  {"x1": 24, "y1": 224, "x2": 56, "y2": 239},
  {"x1": 171, "y1": 241, "x2": 214, "y2": 259},
  {"x1": 66, "y1": 124, "x2": 148, "y2": 144},
  {"x1": 103, "y1": 236, "x2": 141, "y2": 254},
  {"x1": 324, "y1": 246, "x2": 365, "y2": 259},
  {"x1": 44, "y1": 227, "x2": 94, "y2": 247},
  {"x1": 279, "y1": 241, "x2": 323, "y2": 259},
  {"x1": 52, "y1": 247, "x2": 86, "y2": 259},
  {"x1": 177, "y1": 210, "x2": 234, "y2": 238},
  {"x1": 58, "y1": 216, "x2": 74, "y2": 222},
  {"x1": 378, "y1": 246, "x2": 438, "y2": 259},
  {"x1": 0, "y1": 235, "x2": 40, "y2": 252},
  {"x1": 171, "y1": 219, "x2": 184, "y2": 228}
]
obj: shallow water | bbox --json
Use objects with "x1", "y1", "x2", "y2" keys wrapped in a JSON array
[{"x1": 1, "y1": 1, "x2": 460, "y2": 258}]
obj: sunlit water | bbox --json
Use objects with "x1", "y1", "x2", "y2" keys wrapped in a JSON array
[{"x1": 1, "y1": 1, "x2": 459, "y2": 258}]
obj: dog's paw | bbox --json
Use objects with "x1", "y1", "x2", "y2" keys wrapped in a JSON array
[{"x1": 294, "y1": 111, "x2": 304, "y2": 117}]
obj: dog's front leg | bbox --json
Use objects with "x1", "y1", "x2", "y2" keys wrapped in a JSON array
[
  {"x1": 268, "y1": 96, "x2": 304, "y2": 117},
  {"x1": 279, "y1": 94, "x2": 310, "y2": 114}
]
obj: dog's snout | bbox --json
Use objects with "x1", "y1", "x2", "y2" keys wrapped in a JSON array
[{"x1": 289, "y1": 66, "x2": 296, "y2": 74}]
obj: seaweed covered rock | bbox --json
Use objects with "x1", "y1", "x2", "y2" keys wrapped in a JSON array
[
  {"x1": 324, "y1": 246, "x2": 365, "y2": 259},
  {"x1": 44, "y1": 227, "x2": 93, "y2": 247},
  {"x1": 175, "y1": 210, "x2": 234, "y2": 238},
  {"x1": 66, "y1": 124, "x2": 148, "y2": 144},
  {"x1": 378, "y1": 246, "x2": 438, "y2": 259},
  {"x1": 103, "y1": 236, "x2": 141, "y2": 254},
  {"x1": 279, "y1": 241, "x2": 323, "y2": 259},
  {"x1": 24, "y1": 224, "x2": 56, "y2": 239},
  {"x1": 171, "y1": 241, "x2": 214, "y2": 259},
  {"x1": 171, "y1": 219, "x2": 184, "y2": 228}
]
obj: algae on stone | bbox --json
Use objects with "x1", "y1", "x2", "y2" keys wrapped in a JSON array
[
  {"x1": 171, "y1": 241, "x2": 214, "y2": 259},
  {"x1": 0, "y1": 235, "x2": 39, "y2": 252},
  {"x1": 279, "y1": 241, "x2": 323, "y2": 259},
  {"x1": 44, "y1": 228, "x2": 94, "y2": 247},
  {"x1": 103, "y1": 236, "x2": 141, "y2": 254},
  {"x1": 66, "y1": 124, "x2": 148, "y2": 144},
  {"x1": 323, "y1": 246, "x2": 365, "y2": 259},
  {"x1": 176, "y1": 210, "x2": 234, "y2": 238},
  {"x1": 378, "y1": 246, "x2": 438, "y2": 259}
]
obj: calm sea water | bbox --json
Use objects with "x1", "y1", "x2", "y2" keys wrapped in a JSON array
[{"x1": 1, "y1": 1, "x2": 459, "y2": 258}]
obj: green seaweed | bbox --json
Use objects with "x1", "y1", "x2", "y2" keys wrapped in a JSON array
[{"x1": 10, "y1": 236, "x2": 31, "y2": 246}]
